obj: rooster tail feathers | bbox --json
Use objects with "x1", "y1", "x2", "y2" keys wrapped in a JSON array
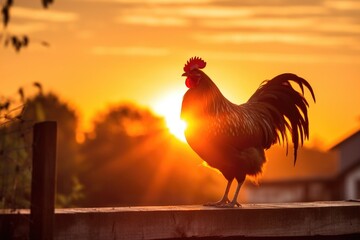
[
  {"x1": 271, "y1": 73, "x2": 316, "y2": 102},
  {"x1": 249, "y1": 73, "x2": 315, "y2": 165}
]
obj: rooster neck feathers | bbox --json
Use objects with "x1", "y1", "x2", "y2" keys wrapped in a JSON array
[
  {"x1": 182, "y1": 73, "x2": 255, "y2": 143},
  {"x1": 186, "y1": 71, "x2": 230, "y2": 111},
  {"x1": 182, "y1": 71, "x2": 232, "y2": 121}
]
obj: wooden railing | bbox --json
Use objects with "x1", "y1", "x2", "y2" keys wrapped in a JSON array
[
  {"x1": 1, "y1": 201, "x2": 360, "y2": 239},
  {"x1": 30, "y1": 121, "x2": 57, "y2": 240},
  {"x1": 1, "y1": 121, "x2": 360, "y2": 239}
]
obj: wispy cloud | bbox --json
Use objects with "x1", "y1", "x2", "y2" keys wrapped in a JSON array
[
  {"x1": 197, "y1": 50, "x2": 360, "y2": 64},
  {"x1": 91, "y1": 46, "x2": 170, "y2": 56},
  {"x1": 200, "y1": 18, "x2": 314, "y2": 29},
  {"x1": 115, "y1": 5, "x2": 255, "y2": 27},
  {"x1": 84, "y1": 0, "x2": 211, "y2": 3},
  {"x1": 6, "y1": 22, "x2": 48, "y2": 34},
  {"x1": 194, "y1": 32, "x2": 359, "y2": 48},
  {"x1": 113, "y1": 1, "x2": 360, "y2": 34},
  {"x1": 174, "y1": 6, "x2": 253, "y2": 18},
  {"x1": 324, "y1": 0, "x2": 360, "y2": 10},
  {"x1": 118, "y1": 15, "x2": 187, "y2": 27},
  {"x1": 92, "y1": 0, "x2": 360, "y2": 54},
  {"x1": 11, "y1": 7, "x2": 79, "y2": 22}
]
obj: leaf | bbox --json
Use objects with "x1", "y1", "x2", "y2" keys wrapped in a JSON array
[
  {"x1": 22, "y1": 36, "x2": 29, "y2": 47},
  {"x1": 11, "y1": 36, "x2": 22, "y2": 52},
  {"x1": 0, "y1": 101, "x2": 10, "y2": 111},
  {"x1": 42, "y1": 0, "x2": 54, "y2": 8},
  {"x1": 41, "y1": 41, "x2": 50, "y2": 47},
  {"x1": 33, "y1": 82, "x2": 43, "y2": 94},
  {"x1": 2, "y1": 5, "x2": 10, "y2": 27},
  {"x1": 11, "y1": 36, "x2": 17, "y2": 45},
  {"x1": 3, "y1": 101, "x2": 10, "y2": 110},
  {"x1": 6, "y1": 0, "x2": 13, "y2": 7},
  {"x1": 2, "y1": 1, "x2": 13, "y2": 27},
  {"x1": 18, "y1": 88, "x2": 25, "y2": 102}
]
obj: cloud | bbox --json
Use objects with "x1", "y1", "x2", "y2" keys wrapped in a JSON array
[
  {"x1": 6, "y1": 22, "x2": 48, "y2": 34},
  {"x1": 116, "y1": 5, "x2": 252, "y2": 21},
  {"x1": 113, "y1": 2, "x2": 359, "y2": 34},
  {"x1": 313, "y1": 19, "x2": 360, "y2": 34},
  {"x1": 11, "y1": 7, "x2": 79, "y2": 22},
  {"x1": 194, "y1": 32, "x2": 359, "y2": 48},
  {"x1": 200, "y1": 18, "x2": 313, "y2": 29},
  {"x1": 91, "y1": 0, "x2": 360, "y2": 52},
  {"x1": 118, "y1": 15, "x2": 188, "y2": 27},
  {"x1": 324, "y1": 0, "x2": 360, "y2": 10},
  {"x1": 86, "y1": 0, "x2": 211, "y2": 3},
  {"x1": 199, "y1": 16, "x2": 360, "y2": 35},
  {"x1": 174, "y1": 6, "x2": 253, "y2": 18},
  {"x1": 115, "y1": 5, "x2": 253, "y2": 27},
  {"x1": 210, "y1": 0, "x2": 325, "y2": 7},
  {"x1": 91, "y1": 46, "x2": 170, "y2": 56},
  {"x1": 197, "y1": 50, "x2": 360, "y2": 64}
]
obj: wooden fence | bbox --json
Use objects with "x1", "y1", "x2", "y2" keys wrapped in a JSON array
[
  {"x1": 30, "y1": 121, "x2": 57, "y2": 240},
  {"x1": 1, "y1": 201, "x2": 360, "y2": 239},
  {"x1": 0, "y1": 121, "x2": 360, "y2": 239}
]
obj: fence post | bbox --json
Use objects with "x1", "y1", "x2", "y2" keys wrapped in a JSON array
[{"x1": 29, "y1": 121, "x2": 57, "y2": 240}]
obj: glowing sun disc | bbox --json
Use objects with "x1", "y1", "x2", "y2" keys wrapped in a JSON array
[{"x1": 153, "y1": 91, "x2": 187, "y2": 142}]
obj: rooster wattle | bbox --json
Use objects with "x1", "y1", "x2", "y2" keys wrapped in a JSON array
[{"x1": 180, "y1": 57, "x2": 316, "y2": 207}]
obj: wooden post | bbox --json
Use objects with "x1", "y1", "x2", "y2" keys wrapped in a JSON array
[{"x1": 30, "y1": 121, "x2": 57, "y2": 240}]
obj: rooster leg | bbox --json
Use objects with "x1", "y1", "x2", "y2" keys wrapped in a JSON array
[
  {"x1": 204, "y1": 179, "x2": 232, "y2": 207},
  {"x1": 220, "y1": 180, "x2": 244, "y2": 208}
]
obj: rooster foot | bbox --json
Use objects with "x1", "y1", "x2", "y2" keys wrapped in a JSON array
[
  {"x1": 217, "y1": 201, "x2": 242, "y2": 208},
  {"x1": 204, "y1": 198, "x2": 230, "y2": 207}
]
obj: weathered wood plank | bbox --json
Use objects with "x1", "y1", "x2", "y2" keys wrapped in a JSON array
[
  {"x1": 1, "y1": 201, "x2": 359, "y2": 239},
  {"x1": 30, "y1": 121, "x2": 57, "y2": 240}
]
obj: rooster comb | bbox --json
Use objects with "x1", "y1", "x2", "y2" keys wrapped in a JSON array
[{"x1": 183, "y1": 56, "x2": 206, "y2": 73}]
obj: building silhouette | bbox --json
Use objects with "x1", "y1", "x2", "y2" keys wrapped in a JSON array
[{"x1": 244, "y1": 130, "x2": 360, "y2": 203}]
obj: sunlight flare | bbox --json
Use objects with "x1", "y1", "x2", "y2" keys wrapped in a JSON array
[{"x1": 153, "y1": 91, "x2": 187, "y2": 142}]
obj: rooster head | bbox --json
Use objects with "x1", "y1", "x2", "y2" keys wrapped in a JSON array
[{"x1": 182, "y1": 57, "x2": 207, "y2": 88}]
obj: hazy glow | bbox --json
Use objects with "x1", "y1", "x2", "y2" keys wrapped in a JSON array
[
  {"x1": 153, "y1": 91, "x2": 187, "y2": 142},
  {"x1": 2, "y1": 0, "x2": 360, "y2": 149}
]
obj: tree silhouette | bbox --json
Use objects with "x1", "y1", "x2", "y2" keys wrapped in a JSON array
[
  {"x1": 22, "y1": 91, "x2": 84, "y2": 207},
  {"x1": 78, "y1": 103, "x2": 164, "y2": 206},
  {"x1": 1, "y1": 0, "x2": 54, "y2": 52},
  {"x1": 79, "y1": 103, "x2": 222, "y2": 207},
  {"x1": 0, "y1": 89, "x2": 31, "y2": 209},
  {"x1": 2, "y1": 91, "x2": 224, "y2": 208}
]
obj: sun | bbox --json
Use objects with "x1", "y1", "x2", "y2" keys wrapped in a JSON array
[{"x1": 153, "y1": 91, "x2": 187, "y2": 142}]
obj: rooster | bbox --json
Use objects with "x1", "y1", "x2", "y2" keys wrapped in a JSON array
[{"x1": 180, "y1": 57, "x2": 315, "y2": 208}]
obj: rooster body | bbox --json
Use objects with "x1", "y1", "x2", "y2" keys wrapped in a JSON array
[{"x1": 180, "y1": 57, "x2": 315, "y2": 207}]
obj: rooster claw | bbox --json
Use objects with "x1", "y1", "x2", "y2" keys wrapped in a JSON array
[
  {"x1": 217, "y1": 201, "x2": 241, "y2": 208},
  {"x1": 204, "y1": 199, "x2": 241, "y2": 208},
  {"x1": 204, "y1": 198, "x2": 229, "y2": 207}
]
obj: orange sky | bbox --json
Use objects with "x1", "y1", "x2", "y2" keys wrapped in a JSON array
[{"x1": 1, "y1": 0, "x2": 360, "y2": 149}]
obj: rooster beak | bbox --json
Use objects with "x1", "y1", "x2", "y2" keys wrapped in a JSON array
[{"x1": 182, "y1": 72, "x2": 188, "y2": 77}]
